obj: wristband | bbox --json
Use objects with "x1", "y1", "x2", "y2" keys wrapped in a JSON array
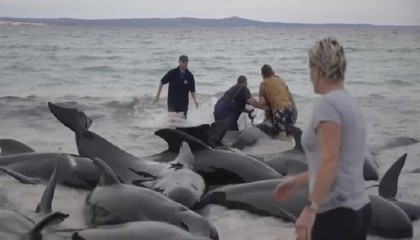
[{"x1": 305, "y1": 199, "x2": 319, "y2": 211}]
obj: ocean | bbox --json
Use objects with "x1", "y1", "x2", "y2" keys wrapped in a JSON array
[{"x1": 0, "y1": 22, "x2": 420, "y2": 239}]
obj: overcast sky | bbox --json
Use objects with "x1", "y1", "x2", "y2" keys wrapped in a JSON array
[{"x1": 0, "y1": 0, "x2": 419, "y2": 26}]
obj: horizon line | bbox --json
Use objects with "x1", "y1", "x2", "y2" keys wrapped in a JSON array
[{"x1": 1, "y1": 16, "x2": 419, "y2": 27}]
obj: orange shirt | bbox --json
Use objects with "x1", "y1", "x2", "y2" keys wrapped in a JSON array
[{"x1": 259, "y1": 76, "x2": 291, "y2": 112}]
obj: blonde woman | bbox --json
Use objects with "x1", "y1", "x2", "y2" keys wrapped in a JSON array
[{"x1": 273, "y1": 37, "x2": 371, "y2": 240}]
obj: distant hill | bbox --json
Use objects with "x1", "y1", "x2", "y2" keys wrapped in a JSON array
[{"x1": 0, "y1": 16, "x2": 417, "y2": 29}]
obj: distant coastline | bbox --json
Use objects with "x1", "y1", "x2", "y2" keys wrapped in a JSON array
[{"x1": 0, "y1": 16, "x2": 419, "y2": 29}]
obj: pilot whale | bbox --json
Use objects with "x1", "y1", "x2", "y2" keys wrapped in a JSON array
[
  {"x1": 146, "y1": 128, "x2": 282, "y2": 187},
  {"x1": 71, "y1": 221, "x2": 212, "y2": 240},
  {"x1": 0, "y1": 151, "x2": 99, "y2": 190},
  {"x1": 48, "y1": 102, "x2": 205, "y2": 208},
  {"x1": 84, "y1": 158, "x2": 218, "y2": 240}
]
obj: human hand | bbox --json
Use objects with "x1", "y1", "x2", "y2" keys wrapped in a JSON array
[
  {"x1": 273, "y1": 178, "x2": 298, "y2": 201},
  {"x1": 247, "y1": 109, "x2": 256, "y2": 123},
  {"x1": 295, "y1": 207, "x2": 316, "y2": 240},
  {"x1": 153, "y1": 96, "x2": 159, "y2": 104}
]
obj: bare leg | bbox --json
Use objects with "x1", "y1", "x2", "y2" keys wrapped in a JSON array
[{"x1": 276, "y1": 131, "x2": 293, "y2": 141}]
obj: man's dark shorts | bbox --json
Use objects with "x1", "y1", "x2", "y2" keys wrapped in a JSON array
[{"x1": 272, "y1": 107, "x2": 295, "y2": 133}]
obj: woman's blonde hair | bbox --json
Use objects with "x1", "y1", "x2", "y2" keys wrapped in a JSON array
[{"x1": 308, "y1": 37, "x2": 347, "y2": 83}]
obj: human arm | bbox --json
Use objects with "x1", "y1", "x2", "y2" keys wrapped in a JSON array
[
  {"x1": 247, "y1": 82, "x2": 269, "y2": 110},
  {"x1": 155, "y1": 71, "x2": 171, "y2": 104},
  {"x1": 247, "y1": 96, "x2": 267, "y2": 110},
  {"x1": 154, "y1": 83, "x2": 164, "y2": 104},
  {"x1": 309, "y1": 121, "x2": 340, "y2": 207},
  {"x1": 273, "y1": 171, "x2": 309, "y2": 201},
  {"x1": 189, "y1": 74, "x2": 198, "y2": 108},
  {"x1": 191, "y1": 92, "x2": 198, "y2": 108}
]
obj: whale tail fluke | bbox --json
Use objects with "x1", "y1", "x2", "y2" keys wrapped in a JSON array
[{"x1": 48, "y1": 102, "x2": 92, "y2": 137}]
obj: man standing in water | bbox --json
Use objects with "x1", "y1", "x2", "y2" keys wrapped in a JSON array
[{"x1": 154, "y1": 55, "x2": 198, "y2": 119}]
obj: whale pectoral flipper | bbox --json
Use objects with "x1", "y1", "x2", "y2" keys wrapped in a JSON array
[
  {"x1": 0, "y1": 166, "x2": 42, "y2": 184},
  {"x1": 92, "y1": 158, "x2": 121, "y2": 186},
  {"x1": 36, "y1": 162, "x2": 59, "y2": 214}
]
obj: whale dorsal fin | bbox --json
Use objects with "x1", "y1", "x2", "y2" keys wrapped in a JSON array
[
  {"x1": 0, "y1": 139, "x2": 35, "y2": 156},
  {"x1": 209, "y1": 117, "x2": 232, "y2": 146},
  {"x1": 155, "y1": 128, "x2": 210, "y2": 153},
  {"x1": 175, "y1": 118, "x2": 232, "y2": 148},
  {"x1": 171, "y1": 142, "x2": 194, "y2": 169},
  {"x1": 92, "y1": 158, "x2": 121, "y2": 186},
  {"x1": 176, "y1": 124, "x2": 212, "y2": 144},
  {"x1": 35, "y1": 163, "x2": 58, "y2": 214},
  {"x1": 26, "y1": 211, "x2": 69, "y2": 240},
  {"x1": 0, "y1": 166, "x2": 41, "y2": 184},
  {"x1": 379, "y1": 153, "x2": 407, "y2": 199}
]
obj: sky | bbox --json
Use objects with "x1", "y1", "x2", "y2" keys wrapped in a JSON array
[{"x1": 0, "y1": 0, "x2": 419, "y2": 26}]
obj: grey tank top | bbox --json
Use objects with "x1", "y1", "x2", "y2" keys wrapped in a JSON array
[{"x1": 302, "y1": 89, "x2": 369, "y2": 213}]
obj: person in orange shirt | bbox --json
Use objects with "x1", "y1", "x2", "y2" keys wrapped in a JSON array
[{"x1": 252, "y1": 64, "x2": 296, "y2": 141}]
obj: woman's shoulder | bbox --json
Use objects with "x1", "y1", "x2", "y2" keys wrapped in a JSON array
[
  {"x1": 317, "y1": 89, "x2": 357, "y2": 111},
  {"x1": 323, "y1": 89, "x2": 352, "y2": 101}
]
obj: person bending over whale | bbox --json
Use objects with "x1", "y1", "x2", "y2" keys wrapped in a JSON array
[
  {"x1": 273, "y1": 37, "x2": 371, "y2": 240},
  {"x1": 251, "y1": 64, "x2": 296, "y2": 141},
  {"x1": 213, "y1": 75, "x2": 258, "y2": 131}
]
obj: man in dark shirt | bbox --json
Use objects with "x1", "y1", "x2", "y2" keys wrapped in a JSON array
[
  {"x1": 213, "y1": 75, "x2": 258, "y2": 131},
  {"x1": 154, "y1": 55, "x2": 198, "y2": 119}
]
